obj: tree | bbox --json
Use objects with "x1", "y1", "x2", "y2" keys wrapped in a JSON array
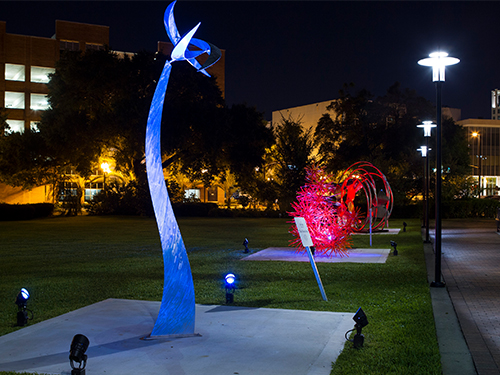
[
  {"x1": 314, "y1": 82, "x2": 470, "y2": 203},
  {"x1": 271, "y1": 115, "x2": 315, "y2": 211},
  {"x1": 0, "y1": 49, "x2": 273, "y2": 210}
]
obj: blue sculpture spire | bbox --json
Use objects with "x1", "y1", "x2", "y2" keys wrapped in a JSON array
[{"x1": 145, "y1": 1, "x2": 220, "y2": 337}]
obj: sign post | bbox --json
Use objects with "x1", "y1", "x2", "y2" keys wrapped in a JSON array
[{"x1": 293, "y1": 217, "x2": 328, "y2": 301}]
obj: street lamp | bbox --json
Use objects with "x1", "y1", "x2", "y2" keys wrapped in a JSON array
[
  {"x1": 100, "y1": 162, "x2": 111, "y2": 193},
  {"x1": 418, "y1": 52, "x2": 459, "y2": 288},
  {"x1": 471, "y1": 131, "x2": 482, "y2": 196},
  {"x1": 417, "y1": 121, "x2": 436, "y2": 243}
]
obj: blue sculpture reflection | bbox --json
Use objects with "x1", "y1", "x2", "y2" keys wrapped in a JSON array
[{"x1": 146, "y1": 1, "x2": 221, "y2": 337}]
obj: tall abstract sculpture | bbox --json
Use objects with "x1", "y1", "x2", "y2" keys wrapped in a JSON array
[
  {"x1": 145, "y1": 1, "x2": 221, "y2": 337},
  {"x1": 289, "y1": 163, "x2": 393, "y2": 257}
]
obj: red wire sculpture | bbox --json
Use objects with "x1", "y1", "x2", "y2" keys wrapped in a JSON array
[{"x1": 289, "y1": 162, "x2": 393, "y2": 257}]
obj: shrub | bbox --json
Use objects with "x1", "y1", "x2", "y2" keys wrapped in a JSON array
[{"x1": 0, "y1": 203, "x2": 54, "y2": 221}]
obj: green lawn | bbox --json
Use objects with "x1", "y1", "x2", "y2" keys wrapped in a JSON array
[{"x1": 0, "y1": 216, "x2": 440, "y2": 374}]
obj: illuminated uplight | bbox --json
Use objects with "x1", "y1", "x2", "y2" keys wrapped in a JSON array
[
  {"x1": 417, "y1": 121, "x2": 436, "y2": 137},
  {"x1": 225, "y1": 273, "x2": 235, "y2": 286},
  {"x1": 418, "y1": 52, "x2": 459, "y2": 82}
]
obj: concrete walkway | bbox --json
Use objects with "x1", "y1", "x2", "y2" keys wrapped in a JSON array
[{"x1": 427, "y1": 219, "x2": 500, "y2": 375}]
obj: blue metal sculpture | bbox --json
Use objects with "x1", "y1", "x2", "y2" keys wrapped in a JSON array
[{"x1": 146, "y1": 1, "x2": 221, "y2": 337}]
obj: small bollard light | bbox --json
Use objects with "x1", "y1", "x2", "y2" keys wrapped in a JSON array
[
  {"x1": 225, "y1": 273, "x2": 236, "y2": 304},
  {"x1": 390, "y1": 240, "x2": 398, "y2": 256},
  {"x1": 15, "y1": 288, "x2": 32, "y2": 326},
  {"x1": 403, "y1": 222, "x2": 407, "y2": 232},
  {"x1": 243, "y1": 238, "x2": 249, "y2": 253}
]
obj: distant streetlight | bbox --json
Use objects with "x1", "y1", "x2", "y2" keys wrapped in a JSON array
[
  {"x1": 471, "y1": 131, "x2": 482, "y2": 196},
  {"x1": 418, "y1": 52, "x2": 459, "y2": 288},
  {"x1": 101, "y1": 162, "x2": 111, "y2": 193},
  {"x1": 417, "y1": 121, "x2": 436, "y2": 243}
]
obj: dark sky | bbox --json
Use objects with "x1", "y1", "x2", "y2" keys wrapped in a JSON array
[{"x1": 2, "y1": 1, "x2": 499, "y2": 121}]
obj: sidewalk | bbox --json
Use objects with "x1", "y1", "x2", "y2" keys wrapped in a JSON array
[{"x1": 427, "y1": 219, "x2": 500, "y2": 375}]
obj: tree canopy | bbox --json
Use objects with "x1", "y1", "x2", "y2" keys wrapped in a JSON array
[
  {"x1": 0, "y1": 49, "x2": 272, "y2": 198},
  {"x1": 314, "y1": 82, "x2": 470, "y2": 202}
]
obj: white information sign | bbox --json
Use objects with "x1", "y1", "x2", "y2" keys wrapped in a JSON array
[{"x1": 294, "y1": 217, "x2": 314, "y2": 248}]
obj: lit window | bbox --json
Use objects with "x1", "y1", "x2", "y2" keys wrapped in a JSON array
[
  {"x1": 5, "y1": 120, "x2": 25, "y2": 134},
  {"x1": 5, "y1": 63, "x2": 25, "y2": 81},
  {"x1": 30, "y1": 122, "x2": 40, "y2": 132},
  {"x1": 5, "y1": 92, "x2": 25, "y2": 109},
  {"x1": 30, "y1": 94, "x2": 50, "y2": 110},
  {"x1": 184, "y1": 189, "x2": 200, "y2": 200},
  {"x1": 31, "y1": 66, "x2": 55, "y2": 83}
]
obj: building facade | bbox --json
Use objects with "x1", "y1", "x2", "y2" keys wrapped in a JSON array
[
  {"x1": 1, "y1": 19, "x2": 226, "y2": 206},
  {"x1": 1, "y1": 20, "x2": 109, "y2": 133},
  {"x1": 458, "y1": 118, "x2": 500, "y2": 196}
]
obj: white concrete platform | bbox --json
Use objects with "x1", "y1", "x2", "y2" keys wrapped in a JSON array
[
  {"x1": 352, "y1": 228, "x2": 401, "y2": 235},
  {"x1": 0, "y1": 298, "x2": 354, "y2": 375},
  {"x1": 242, "y1": 247, "x2": 391, "y2": 263}
]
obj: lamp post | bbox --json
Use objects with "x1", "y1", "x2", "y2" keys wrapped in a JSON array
[
  {"x1": 471, "y1": 131, "x2": 482, "y2": 196},
  {"x1": 418, "y1": 52, "x2": 459, "y2": 288},
  {"x1": 417, "y1": 145, "x2": 429, "y2": 240},
  {"x1": 417, "y1": 121, "x2": 436, "y2": 243},
  {"x1": 100, "y1": 162, "x2": 111, "y2": 194}
]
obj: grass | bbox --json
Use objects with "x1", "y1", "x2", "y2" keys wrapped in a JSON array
[{"x1": 0, "y1": 216, "x2": 441, "y2": 374}]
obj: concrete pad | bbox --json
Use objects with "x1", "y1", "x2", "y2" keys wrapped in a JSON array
[
  {"x1": 352, "y1": 228, "x2": 401, "y2": 235},
  {"x1": 242, "y1": 247, "x2": 391, "y2": 263},
  {"x1": 0, "y1": 298, "x2": 354, "y2": 375}
]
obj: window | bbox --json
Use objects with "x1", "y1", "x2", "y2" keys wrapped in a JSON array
[
  {"x1": 59, "y1": 182, "x2": 79, "y2": 202},
  {"x1": 60, "y1": 40, "x2": 80, "y2": 51},
  {"x1": 184, "y1": 189, "x2": 200, "y2": 200},
  {"x1": 30, "y1": 122, "x2": 40, "y2": 132},
  {"x1": 5, "y1": 120, "x2": 25, "y2": 134},
  {"x1": 30, "y1": 94, "x2": 49, "y2": 110},
  {"x1": 30, "y1": 66, "x2": 55, "y2": 83},
  {"x1": 85, "y1": 43, "x2": 104, "y2": 51},
  {"x1": 5, "y1": 63, "x2": 25, "y2": 81},
  {"x1": 5, "y1": 92, "x2": 25, "y2": 109},
  {"x1": 207, "y1": 187, "x2": 218, "y2": 201},
  {"x1": 84, "y1": 182, "x2": 103, "y2": 202}
]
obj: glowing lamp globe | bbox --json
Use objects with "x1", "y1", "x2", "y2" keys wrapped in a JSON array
[
  {"x1": 417, "y1": 121, "x2": 436, "y2": 137},
  {"x1": 225, "y1": 273, "x2": 235, "y2": 286},
  {"x1": 418, "y1": 52, "x2": 459, "y2": 82}
]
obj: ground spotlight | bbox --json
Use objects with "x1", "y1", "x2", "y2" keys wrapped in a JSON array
[
  {"x1": 225, "y1": 273, "x2": 236, "y2": 304},
  {"x1": 345, "y1": 307, "x2": 369, "y2": 349},
  {"x1": 390, "y1": 240, "x2": 398, "y2": 256},
  {"x1": 69, "y1": 334, "x2": 90, "y2": 375},
  {"x1": 15, "y1": 288, "x2": 32, "y2": 326},
  {"x1": 243, "y1": 238, "x2": 249, "y2": 253}
]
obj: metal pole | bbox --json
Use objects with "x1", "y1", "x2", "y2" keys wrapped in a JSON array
[
  {"x1": 306, "y1": 246, "x2": 328, "y2": 301},
  {"x1": 431, "y1": 81, "x2": 445, "y2": 287},
  {"x1": 478, "y1": 135, "x2": 482, "y2": 196},
  {"x1": 425, "y1": 136, "x2": 431, "y2": 243}
]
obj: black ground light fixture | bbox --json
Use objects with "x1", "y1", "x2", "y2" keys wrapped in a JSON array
[
  {"x1": 243, "y1": 238, "x2": 249, "y2": 253},
  {"x1": 69, "y1": 334, "x2": 90, "y2": 375},
  {"x1": 15, "y1": 288, "x2": 32, "y2": 326},
  {"x1": 390, "y1": 241, "x2": 398, "y2": 256},
  {"x1": 345, "y1": 307, "x2": 369, "y2": 349},
  {"x1": 403, "y1": 222, "x2": 407, "y2": 232},
  {"x1": 225, "y1": 273, "x2": 236, "y2": 303}
]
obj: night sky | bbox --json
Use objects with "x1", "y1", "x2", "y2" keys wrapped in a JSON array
[{"x1": 2, "y1": 1, "x2": 499, "y2": 121}]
